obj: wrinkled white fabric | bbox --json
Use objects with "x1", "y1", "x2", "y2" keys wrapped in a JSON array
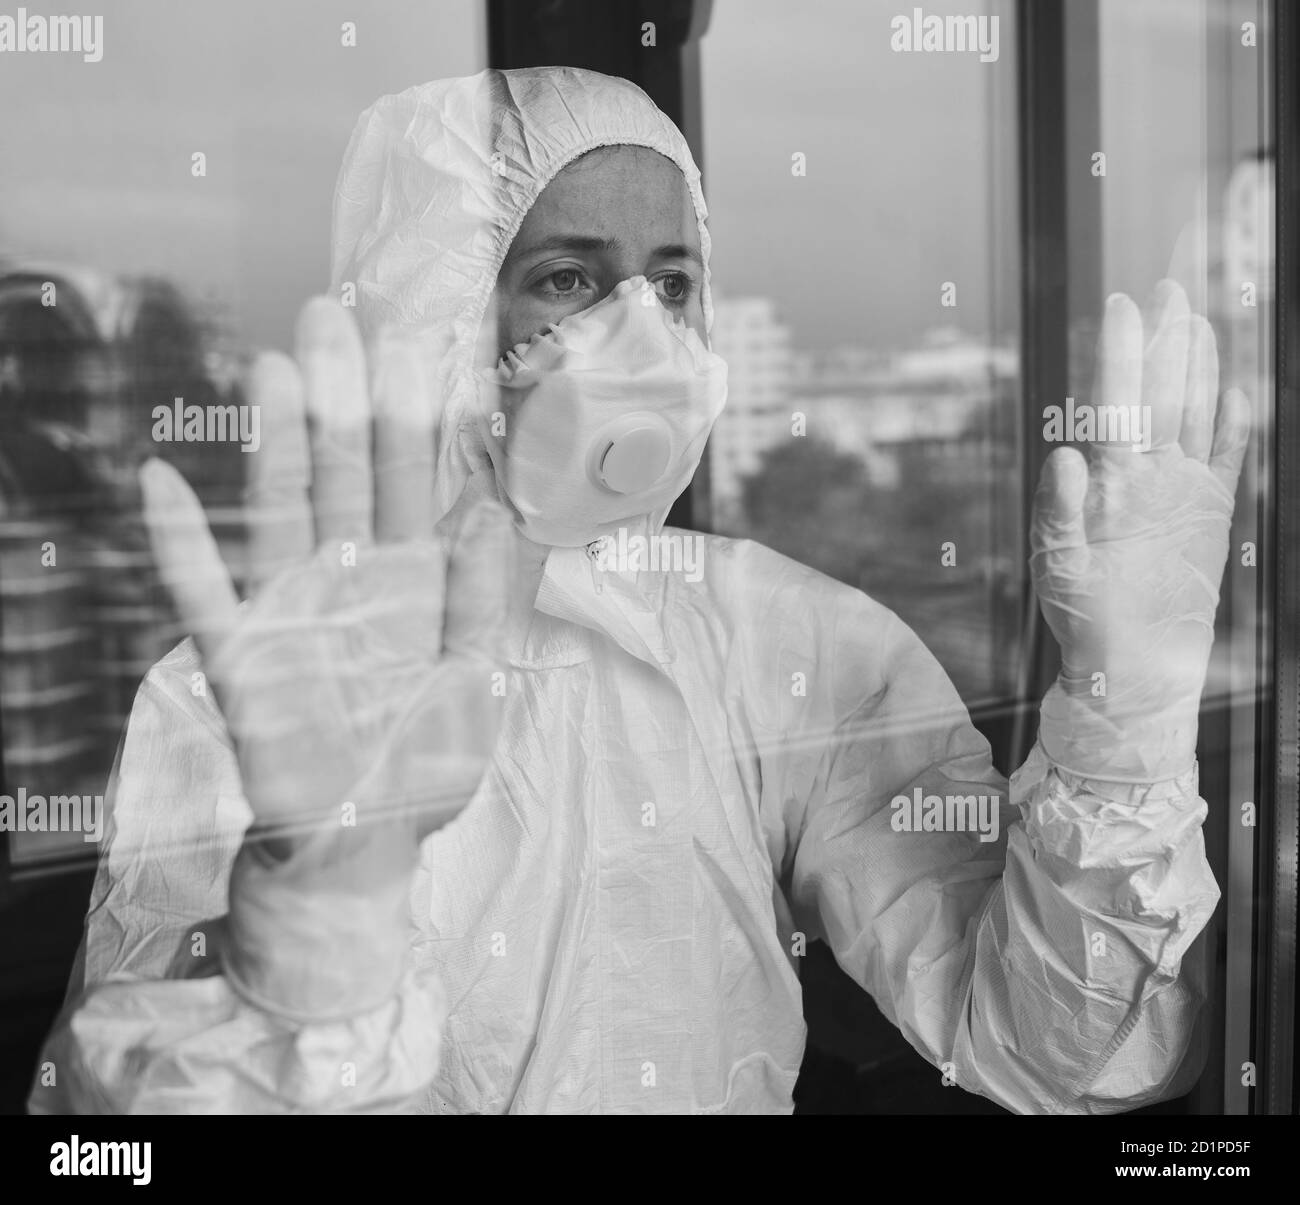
[
  {"x1": 30, "y1": 66, "x2": 1218, "y2": 1115},
  {"x1": 33, "y1": 539, "x2": 1215, "y2": 1114}
]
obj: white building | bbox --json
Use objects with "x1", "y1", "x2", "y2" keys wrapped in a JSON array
[
  {"x1": 792, "y1": 327, "x2": 1017, "y2": 487},
  {"x1": 707, "y1": 295, "x2": 794, "y2": 524},
  {"x1": 708, "y1": 301, "x2": 1018, "y2": 517}
]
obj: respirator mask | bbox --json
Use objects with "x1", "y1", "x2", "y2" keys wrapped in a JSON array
[{"x1": 476, "y1": 276, "x2": 728, "y2": 548}]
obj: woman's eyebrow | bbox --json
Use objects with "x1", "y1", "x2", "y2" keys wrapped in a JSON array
[
  {"x1": 513, "y1": 234, "x2": 702, "y2": 267},
  {"x1": 516, "y1": 233, "x2": 620, "y2": 260},
  {"x1": 650, "y1": 243, "x2": 704, "y2": 267}
]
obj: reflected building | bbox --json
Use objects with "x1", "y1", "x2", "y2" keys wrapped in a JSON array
[{"x1": 0, "y1": 264, "x2": 247, "y2": 864}]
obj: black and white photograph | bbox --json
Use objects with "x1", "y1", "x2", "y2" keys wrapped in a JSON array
[{"x1": 0, "y1": 0, "x2": 1296, "y2": 1170}]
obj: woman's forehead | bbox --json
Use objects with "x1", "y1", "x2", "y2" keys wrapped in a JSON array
[{"x1": 510, "y1": 145, "x2": 699, "y2": 259}]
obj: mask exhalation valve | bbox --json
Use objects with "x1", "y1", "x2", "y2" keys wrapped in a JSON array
[{"x1": 588, "y1": 412, "x2": 673, "y2": 494}]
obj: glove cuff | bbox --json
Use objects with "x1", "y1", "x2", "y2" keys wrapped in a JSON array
[
  {"x1": 1038, "y1": 678, "x2": 1199, "y2": 784},
  {"x1": 222, "y1": 822, "x2": 417, "y2": 1024}
]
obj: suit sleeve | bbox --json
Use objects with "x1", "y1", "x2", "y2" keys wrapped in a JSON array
[
  {"x1": 28, "y1": 641, "x2": 445, "y2": 1115},
  {"x1": 784, "y1": 596, "x2": 1216, "y2": 1115}
]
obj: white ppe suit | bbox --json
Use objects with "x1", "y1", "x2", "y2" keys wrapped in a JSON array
[{"x1": 30, "y1": 67, "x2": 1216, "y2": 1115}]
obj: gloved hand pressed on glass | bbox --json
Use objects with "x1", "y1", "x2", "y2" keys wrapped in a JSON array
[
  {"x1": 140, "y1": 297, "x2": 521, "y2": 1021},
  {"x1": 1029, "y1": 280, "x2": 1250, "y2": 783}
]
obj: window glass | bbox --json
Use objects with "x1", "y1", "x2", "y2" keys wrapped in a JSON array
[
  {"x1": 699, "y1": 0, "x2": 1276, "y2": 1114},
  {"x1": 700, "y1": 0, "x2": 1022, "y2": 707},
  {"x1": 1049, "y1": 0, "x2": 1273, "y2": 1114},
  {"x1": 1088, "y1": 0, "x2": 1275, "y2": 1116},
  {"x1": 0, "y1": 0, "x2": 484, "y2": 868}
]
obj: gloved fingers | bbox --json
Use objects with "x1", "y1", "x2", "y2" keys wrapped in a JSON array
[
  {"x1": 371, "y1": 329, "x2": 441, "y2": 543},
  {"x1": 1090, "y1": 293, "x2": 1143, "y2": 459},
  {"x1": 1208, "y1": 386, "x2": 1252, "y2": 496},
  {"x1": 1179, "y1": 314, "x2": 1219, "y2": 463},
  {"x1": 442, "y1": 499, "x2": 516, "y2": 665},
  {"x1": 295, "y1": 297, "x2": 374, "y2": 548},
  {"x1": 1029, "y1": 446, "x2": 1091, "y2": 580},
  {"x1": 140, "y1": 458, "x2": 241, "y2": 664},
  {"x1": 243, "y1": 352, "x2": 314, "y2": 594},
  {"x1": 1139, "y1": 279, "x2": 1192, "y2": 451}
]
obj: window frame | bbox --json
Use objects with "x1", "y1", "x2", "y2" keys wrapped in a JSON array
[{"x1": 1266, "y1": 0, "x2": 1297, "y2": 1117}]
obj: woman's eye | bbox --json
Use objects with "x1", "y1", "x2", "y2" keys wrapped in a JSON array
[
  {"x1": 542, "y1": 268, "x2": 585, "y2": 295},
  {"x1": 655, "y1": 273, "x2": 692, "y2": 304}
]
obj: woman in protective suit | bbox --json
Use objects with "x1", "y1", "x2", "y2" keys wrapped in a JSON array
[{"x1": 32, "y1": 67, "x2": 1249, "y2": 1115}]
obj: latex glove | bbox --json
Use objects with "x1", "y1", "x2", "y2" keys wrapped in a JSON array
[
  {"x1": 1029, "y1": 280, "x2": 1251, "y2": 782},
  {"x1": 140, "y1": 298, "x2": 520, "y2": 1019}
]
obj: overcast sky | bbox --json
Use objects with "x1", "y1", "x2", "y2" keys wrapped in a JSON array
[
  {"x1": 702, "y1": 0, "x2": 1016, "y2": 351},
  {"x1": 0, "y1": 0, "x2": 485, "y2": 350},
  {"x1": 1, "y1": 0, "x2": 1208, "y2": 356}
]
